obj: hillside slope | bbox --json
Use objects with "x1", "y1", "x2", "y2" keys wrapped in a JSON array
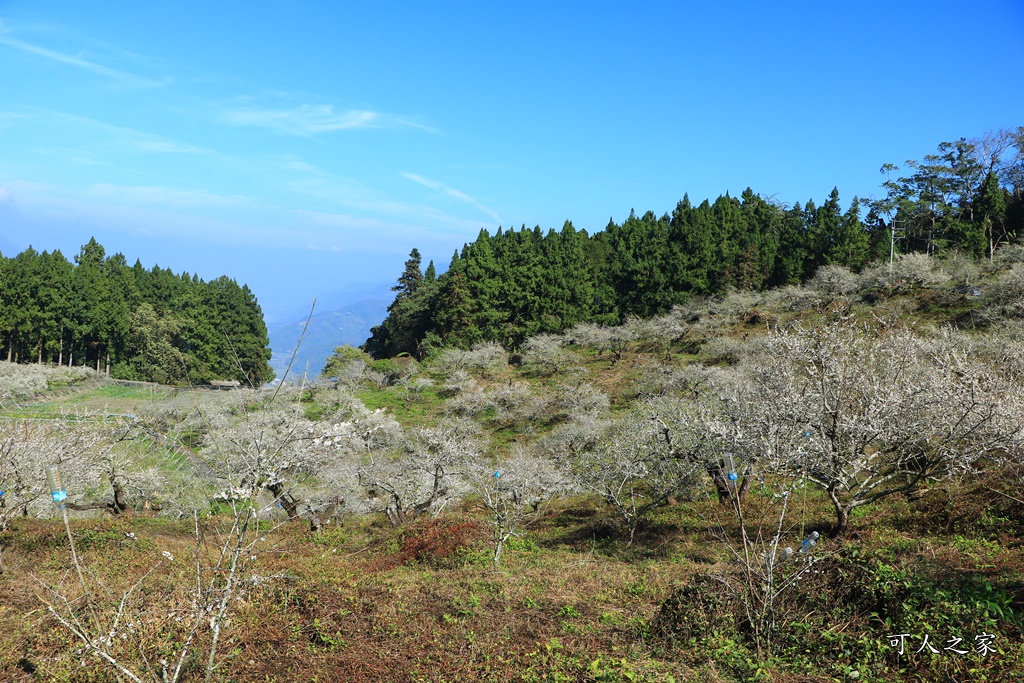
[{"x1": 2, "y1": 252, "x2": 1024, "y2": 682}]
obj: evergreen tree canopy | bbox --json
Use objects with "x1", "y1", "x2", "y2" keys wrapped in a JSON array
[
  {"x1": 365, "y1": 130, "x2": 1023, "y2": 359},
  {"x1": 0, "y1": 238, "x2": 274, "y2": 386}
]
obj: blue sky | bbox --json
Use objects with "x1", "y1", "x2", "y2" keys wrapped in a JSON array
[{"x1": 1, "y1": 1, "x2": 1022, "y2": 322}]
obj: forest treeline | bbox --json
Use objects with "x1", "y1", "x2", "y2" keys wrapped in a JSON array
[
  {"x1": 0, "y1": 237, "x2": 273, "y2": 386},
  {"x1": 366, "y1": 129, "x2": 1024, "y2": 357}
]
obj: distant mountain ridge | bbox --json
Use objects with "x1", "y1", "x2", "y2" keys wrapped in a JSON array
[{"x1": 267, "y1": 288, "x2": 390, "y2": 381}]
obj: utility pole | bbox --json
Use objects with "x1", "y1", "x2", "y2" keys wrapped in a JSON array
[{"x1": 888, "y1": 217, "x2": 905, "y2": 278}]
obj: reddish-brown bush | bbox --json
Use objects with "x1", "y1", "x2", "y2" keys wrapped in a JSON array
[{"x1": 399, "y1": 517, "x2": 484, "y2": 568}]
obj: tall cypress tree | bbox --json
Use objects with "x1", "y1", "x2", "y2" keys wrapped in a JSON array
[
  {"x1": 365, "y1": 248, "x2": 438, "y2": 357},
  {"x1": 975, "y1": 170, "x2": 1009, "y2": 259},
  {"x1": 806, "y1": 188, "x2": 843, "y2": 276},
  {"x1": 711, "y1": 193, "x2": 743, "y2": 290},
  {"x1": 769, "y1": 202, "x2": 809, "y2": 287},
  {"x1": 393, "y1": 248, "x2": 424, "y2": 302},
  {"x1": 38, "y1": 250, "x2": 73, "y2": 364},
  {"x1": 435, "y1": 251, "x2": 473, "y2": 347},
  {"x1": 824, "y1": 198, "x2": 870, "y2": 270}
]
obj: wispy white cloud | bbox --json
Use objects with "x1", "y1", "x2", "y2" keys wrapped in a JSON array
[
  {"x1": 0, "y1": 112, "x2": 27, "y2": 128},
  {"x1": 132, "y1": 139, "x2": 207, "y2": 154},
  {"x1": 33, "y1": 110, "x2": 211, "y2": 156},
  {"x1": 298, "y1": 211, "x2": 394, "y2": 231},
  {"x1": 221, "y1": 104, "x2": 437, "y2": 136},
  {"x1": 0, "y1": 178, "x2": 304, "y2": 253},
  {"x1": 401, "y1": 172, "x2": 501, "y2": 222},
  {"x1": 87, "y1": 183, "x2": 250, "y2": 208},
  {"x1": 223, "y1": 105, "x2": 375, "y2": 134},
  {"x1": 306, "y1": 242, "x2": 342, "y2": 252},
  {"x1": 0, "y1": 187, "x2": 11, "y2": 204},
  {"x1": 0, "y1": 34, "x2": 164, "y2": 87},
  {"x1": 282, "y1": 160, "x2": 321, "y2": 173},
  {"x1": 287, "y1": 175, "x2": 493, "y2": 236},
  {"x1": 287, "y1": 177, "x2": 417, "y2": 215},
  {"x1": 294, "y1": 209, "x2": 476, "y2": 254},
  {"x1": 33, "y1": 146, "x2": 103, "y2": 166}
]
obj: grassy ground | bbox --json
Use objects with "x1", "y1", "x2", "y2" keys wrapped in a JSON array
[
  {"x1": 0, "y1": 384, "x2": 177, "y2": 420},
  {"x1": 1, "y1": 476, "x2": 1021, "y2": 683}
]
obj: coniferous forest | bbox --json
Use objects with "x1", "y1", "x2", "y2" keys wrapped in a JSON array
[
  {"x1": 0, "y1": 237, "x2": 274, "y2": 386},
  {"x1": 367, "y1": 131, "x2": 1024, "y2": 357}
]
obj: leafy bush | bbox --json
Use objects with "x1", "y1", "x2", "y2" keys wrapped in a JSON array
[
  {"x1": 399, "y1": 517, "x2": 483, "y2": 568},
  {"x1": 321, "y1": 345, "x2": 371, "y2": 381},
  {"x1": 366, "y1": 359, "x2": 402, "y2": 387},
  {"x1": 656, "y1": 573, "x2": 738, "y2": 649}
]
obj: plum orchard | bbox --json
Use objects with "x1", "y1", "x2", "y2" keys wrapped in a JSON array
[{"x1": 742, "y1": 321, "x2": 1024, "y2": 533}]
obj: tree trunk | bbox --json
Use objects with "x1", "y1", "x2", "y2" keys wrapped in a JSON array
[
  {"x1": 319, "y1": 496, "x2": 342, "y2": 523},
  {"x1": 111, "y1": 479, "x2": 128, "y2": 514},
  {"x1": 66, "y1": 501, "x2": 123, "y2": 515},
  {"x1": 267, "y1": 482, "x2": 301, "y2": 520},
  {"x1": 739, "y1": 475, "x2": 752, "y2": 501},
  {"x1": 708, "y1": 466, "x2": 732, "y2": 504},
  {"x1": 58, "y1": 327, "x2": 64, "y2": 366},
  {"x1": 38, "y1": 335, "x2": 43, "y2": 364},
  {"x1": 105, "y1": 351, "x2": 110, "y2": 376},
  {"x1": 828, "y1": 488, "x2": 851, "y2": 535},
  {"x1": 835, "y1": 506, "x2": 850, "y2": 535},
  {"x1": 707, "y1": 467, "x2": 751, "y2": 505}
]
